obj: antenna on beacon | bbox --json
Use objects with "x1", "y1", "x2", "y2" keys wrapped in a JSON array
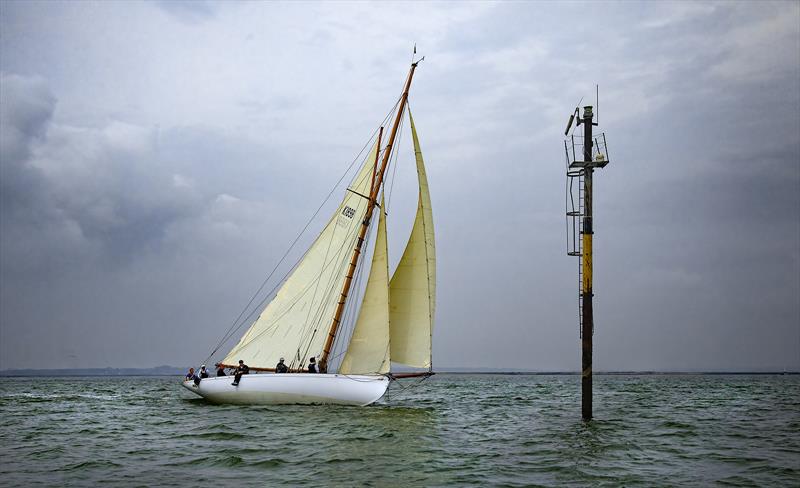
[{"x1": 596, "y1": 84, "x2": 599, "y2": 125}]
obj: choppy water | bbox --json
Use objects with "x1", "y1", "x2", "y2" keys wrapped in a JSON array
[{"x1": 0, "y1": 374, "x2": 798, "y2": 486}]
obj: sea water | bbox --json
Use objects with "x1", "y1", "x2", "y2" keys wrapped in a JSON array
[{"x1": 0, "y1": 374, "x2": 798, "y2": 486}]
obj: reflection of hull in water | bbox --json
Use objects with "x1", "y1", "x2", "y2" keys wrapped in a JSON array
[{"x1": 181, "y1": 374, "x2": 389, "y2": 406}]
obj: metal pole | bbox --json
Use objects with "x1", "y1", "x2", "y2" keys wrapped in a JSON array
[{"x1": 581, "y1": 106, "x2": 594, "y2": 421}]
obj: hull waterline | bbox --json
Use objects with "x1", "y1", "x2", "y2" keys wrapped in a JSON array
[{"x1": 181, "y1": 373, "x2": 389, "y2": 406}]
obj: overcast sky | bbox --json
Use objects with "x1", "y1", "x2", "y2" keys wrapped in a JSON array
[{"x1": 1, "y1": 1, "x2": 798, "y2": 371}]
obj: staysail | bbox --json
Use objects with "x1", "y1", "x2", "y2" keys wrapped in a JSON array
[
  {"x1": 222, "y1": 143, "x2": 379, "y2": 370},
  {"x1": 389, "y1": 109, "x2": 436, "y2": 368},
  {"x1": 338, "y1": 196, "x2": 391, "y2": 374}
]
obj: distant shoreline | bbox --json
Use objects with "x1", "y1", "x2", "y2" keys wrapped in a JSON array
[{"x1": 0, "y1": 367, "x2": 797, "y2": 378}]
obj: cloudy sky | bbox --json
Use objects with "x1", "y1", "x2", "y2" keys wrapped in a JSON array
[{"x1": 1, "y1": 1, "x2": 798, "y2": 371}]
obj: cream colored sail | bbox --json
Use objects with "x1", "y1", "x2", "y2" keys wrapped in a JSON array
[
  {"x1": 339, "y1": 196, "x2": 391, "y2": 374},
  {"x1": 222, "y1": 143, "x2": 379, "y2": 370},
  {"x1": 389, "y1": 110, "x2": 436, "y2": 368}
]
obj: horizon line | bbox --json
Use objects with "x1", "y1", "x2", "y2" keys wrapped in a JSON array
[{"x1": 1, "y1": 366, "x2": 798, "y2": 377}]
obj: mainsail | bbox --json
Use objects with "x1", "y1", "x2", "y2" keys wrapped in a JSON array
[
  {"x1": 222, "y1": 143, "x2": 379, "y2": 370},
  {"x1": 339, "y1": 196, "x2": 391, "y2": 374},
  {"x1": 389, "y1": 110, "x2": 436, "y2": 368}
]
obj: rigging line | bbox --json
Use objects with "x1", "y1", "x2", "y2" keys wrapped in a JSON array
[
  {"x1": 389, "y1": 374, "x2": 431, "y2": 392},
  {"x1": 229, "y1": 242, "x2": 346, "y2": 359},
  {"x1": 205, "y1": 111, "x2": 399, "y2": 364},
  {"x1": 228, "y1": 201, "x2": 371, "y2": 368},
  {"x1": 335, "y1": 223, "x2": 379, "y2": 364},
  {"x1": 326, "y1": 214, "x2": 376, "y2": 368},
  {"x1": 294, "y1": 231, "x2": 360, "y2": 370},
  {"x1": 259, "y1": 200, "x2": 366, "y2": 337},
  {"x1": 210, "y1": 102, "x2": 398, "y2": 348},
  {"x1": 310, "y1": 270, "x2": 360, "y2": 370},
  {"x1": 228, "y1": 115, "x2": 391, "y2": 347},
  {"x1": 318, "y1": 254, "x2": 358, "y2": 364},
  {"x1": 296, "y1": 143, "x2": 383, "y2": 369},
  {"x1": 296, "y1": 179, "x2": 349, "y2": 357},
  {"x1": 206, "y1": 98, "x2": 405, "y2": 366},
  {"x1": 226, "y1": 220, "x2": 365, "y2": 362},
  {"x1": 205, "y1": 147, "x2": 374, "y2": 364},
  {"x1": 294, "y1": 193, "x2": 373, "y2": 355},
  {"x1": 330, "y1": 218, "x2": 375, "y2": 368},
  {"x1": 342, "y1": 187, "x2": 382, "y2": 350},
  {"x1": 318, "y1": 218, "x2": 372, "y2": 367},
  {"x1": 251, "y1": 155, "x2": 379, "y2": 346},
  {"x1": 337, "y1": 375, "x2": 385, "y2": 383},
  {"x1": 385, "y1": 108, "x2": 406, "y2": 211}
]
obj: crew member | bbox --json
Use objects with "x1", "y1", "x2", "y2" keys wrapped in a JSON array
[
  {"x1": 276, "y1": 357, "x2": 289, "y2": 373},
  {"x1": 231, "y1": 359, "x2": 249, "y2": 386},
  {"x1": 307, "y1": 357, "x2": 318, "y2": 373}
]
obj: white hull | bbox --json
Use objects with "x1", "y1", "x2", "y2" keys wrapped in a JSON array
[{"x1": 181, "y1": 373, "x2": 389, "y2": 406}]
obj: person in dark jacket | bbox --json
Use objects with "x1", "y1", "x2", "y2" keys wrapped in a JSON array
[
  {"x1": 307, "y1": 357, "x2": 318, "y2": 374},
  {"x1": 231, "y1": 360, "x2": 249, "y2": 386},
  {"x1": 215, "y1": 363, "x2": 226, "y2": 377},
  {"x1": 276, "y1": 358, "x2": 289, "y2": 373},
  {"x1": 199, "y1": 365, "x2": 209, "y2": 379}
]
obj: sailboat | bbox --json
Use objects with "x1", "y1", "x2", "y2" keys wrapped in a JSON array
[{"x1": 181, "y1": 60, "x2": 435, "y2": 406}]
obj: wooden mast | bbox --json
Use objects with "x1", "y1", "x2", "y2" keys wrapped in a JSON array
[
  {"x1": 319, "y1": 61, "x2": 419, "y2": 373},
  {"x1": 372, "y1": 126, "x2": 383, "y2": 191}
]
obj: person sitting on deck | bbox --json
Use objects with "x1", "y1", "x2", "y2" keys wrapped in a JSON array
[
  {"x1": 185, "y1": 367, "x2": 201, "y2": 387},
  {"x1": 307, "y1": 357, "x2": 317, "y2": 374},
  {"x1": 215, "y1": 363, "x2": 226, "y2": 377},
  {"x1": 231, "y1": 359, "x2": 249, "y2": 386},
  {"x1": 276, "y1": 358, "x2": 289, "y2": 373},
  {"x1": 199, "y1": 365, "x2": 209, "y2": 379}
]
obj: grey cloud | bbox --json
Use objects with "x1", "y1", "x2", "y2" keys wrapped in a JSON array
[
  {"x1": 154, "y1": 1, "x2": 221, "y2": 24},
  {"x1": 0, "y1": 74, "x2": 54, "y2": 206},
  {"x1": 0, "y1": 74, "x2": 72, "y2": 274},
  {"x1": 0, "y1": 76, "x2": 309, "y2": 369},
  {"x1": 0, "y1": 74, "x2": 54, "y2": 161},
  {"x1": 0, "y1": 75, "x2": 209, "y2": 272},
  {"x1": 0, "y1": 2, "x2": 798, "y2": 371}
]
